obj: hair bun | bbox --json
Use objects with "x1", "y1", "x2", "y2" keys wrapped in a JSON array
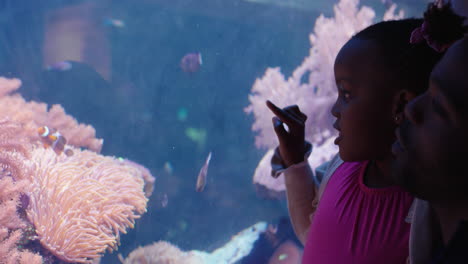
[{"x1": 422, "y1": 1, "x2": 468, "y2": 51}]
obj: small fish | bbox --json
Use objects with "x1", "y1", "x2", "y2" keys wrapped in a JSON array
[
  {"x1": 177, "y1": 107, "x2": 188, "y2": 122},
  {"x1": 163, "y1": 161, "x2": 173, "y2": 174},
  {"x1": 154, "y1": 193, "x2": 169, "y2": 208},
  {"x1": 38, "y1": 126, "x2": 67, "y2": 155},
  {"x1": 46, "y1": 61, "x2": 72, "y2": 71},
  {"x1": 267, "y1": 223, "x2": 278, "y2": 234},
  {"x1": 64, "y1": 148, "x2": 74, "y2": 157},
  {"x1": 103, "y1": 18, "x2": 125, "y2": 28},
  {"x1": 278, "y1": 253, "x2": 288, "y2": 261},
  {"x1": 180, "y1": 52, "x2": 202, "y2": 73},
  {"x1": 161, "y1": 193, "x2": 168, "y2": 208},
  {"x1": 185, "y1": 127, "x2": 207, "y2": 149},
  {"x1": 196, "y1": 151, "x2": 212, "y2": 192}
]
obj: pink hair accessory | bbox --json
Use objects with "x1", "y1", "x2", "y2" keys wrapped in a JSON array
[
  {"x1": 410, "y1": 20, "x2": 453, "y2": 53},
  {"x1": 409, "y1": 21, "x2": 427, "y2": 44},
  {"x1": 409, "y1": 0, "x2": 454, "y2": 52}
]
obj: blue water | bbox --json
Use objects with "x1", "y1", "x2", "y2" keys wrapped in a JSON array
[{"x1": 0, "y1": 0, "x2": 429, "y2": 263}]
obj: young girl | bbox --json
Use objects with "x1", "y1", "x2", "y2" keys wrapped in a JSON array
[{"x1": 266, "y1": 2, "x2": 466, "y2": 263}]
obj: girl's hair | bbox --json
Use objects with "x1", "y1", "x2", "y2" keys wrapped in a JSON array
[{"x1": 352, "y1": 2, "x2": 467, "y2": 95}]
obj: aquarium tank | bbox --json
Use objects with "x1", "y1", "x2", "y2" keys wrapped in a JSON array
[{"x1": 0, "y1": 0, "x2": 450, "y2": 263}]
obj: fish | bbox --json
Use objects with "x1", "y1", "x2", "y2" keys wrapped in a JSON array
[
  {"x1": 180, "y1": 52, "x2": 202, "y2": 73},
  {"x1": 46, "y1": 61, "x2": 72, "y2": 71},
  {"x1": 103, "y1": 18, "x2": 125, "y2": 28},
  {"x1": 278, "y1": 254, "x2": 288, "y2": 261},
  {"x1": 177, "y1": 107, "x2": 188, "y2": 122},
  {"x1": 185, "y1": 127, "x2": 207, "y2": 149},
  {"x1": 163, "y1": 161, "x2": 173, "y2": 174},
  {"x1": 37, "y1": 126, "x2": 69, "y2": 155},
  {"x1": 161, "y1": 193, "x2": 168, "y2": 208},
  {"x1": 196, "y1": 151, "x2": 212, "y2": 192},
  {"x1": 267, "y1": 223, "x2": 278, "y2": 234},
  {"x1": 64, "y1": 148, "x2": 74, "y2": 157}
]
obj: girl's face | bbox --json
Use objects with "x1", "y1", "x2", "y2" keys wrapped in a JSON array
[{"x1": 332, "y1": 38, "x2": 398, "y2": 162}]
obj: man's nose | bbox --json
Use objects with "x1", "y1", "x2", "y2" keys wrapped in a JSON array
[{"x1": 405, "y1": 94, "x2": 425, "y2": 124}]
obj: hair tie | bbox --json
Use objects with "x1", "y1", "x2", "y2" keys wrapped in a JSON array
[{"x1": 409, "y1": 0, "x2": 455, "y2": 53}]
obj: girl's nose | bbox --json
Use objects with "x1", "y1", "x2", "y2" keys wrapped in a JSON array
[
  {"x1": 405, "y1": 94, "x2": 424, "y2": 124},
  {"x1": 331, "y1": 99, "x2": 340, "y2": 118}
]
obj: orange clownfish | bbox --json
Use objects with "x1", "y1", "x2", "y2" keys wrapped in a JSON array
[{"x1": 37, "y1": 126, "x2": 72, "y2": 156}]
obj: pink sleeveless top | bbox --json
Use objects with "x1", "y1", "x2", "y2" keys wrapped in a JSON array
[{"x1": 302, "y1": 161, "x2": 413, "y2": 264}]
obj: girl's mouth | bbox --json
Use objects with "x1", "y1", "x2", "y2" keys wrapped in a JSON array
[{"x1": 334, "y1": 134, "x2": 342, "y2": 145}]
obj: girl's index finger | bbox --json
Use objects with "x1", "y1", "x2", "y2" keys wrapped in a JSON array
[
  {"x1": 266, "y1": 100, "x2": 300, "y2": 125},
  {"x1": 266, "y1": 100, "x2": 288, "y2": 118}
]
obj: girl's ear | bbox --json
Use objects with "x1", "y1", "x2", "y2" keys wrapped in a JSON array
[{"x1": 393, "y1": 90, "x2": 417, "y2": 124}]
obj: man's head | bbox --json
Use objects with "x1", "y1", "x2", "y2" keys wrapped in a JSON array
[{"x1": 392, "y1": 37, "x2": 468, "y2": 205}]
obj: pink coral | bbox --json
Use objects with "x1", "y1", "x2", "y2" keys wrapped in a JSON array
[
  {"x1": 121, "y1": 241, "x2": 204, "y2": 264},
  {"x1": 25, "y1": 147, "x2": 151, "y2": 263},
  {"x1": 0, "y1": 77, "x2": 103, "y2": 152},
  {"x1": 0, "y1": 120, "x2": 43, "y2": 263},
  {"x1": 0, "y1": 77, "x2": 155, "y2": 262}
]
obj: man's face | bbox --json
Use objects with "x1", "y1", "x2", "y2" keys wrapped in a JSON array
[{"x1": 392, "y1": 38, "x2": 468, "y2": 204}]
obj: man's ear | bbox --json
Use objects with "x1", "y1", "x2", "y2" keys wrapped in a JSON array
[{"x1": 393, "y1": 90, "x2": 417, "y2": 123}]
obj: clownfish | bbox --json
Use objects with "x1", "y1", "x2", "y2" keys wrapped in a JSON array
[{"x1": 37, "y1": 126, "x2": 73, "y2": 156}]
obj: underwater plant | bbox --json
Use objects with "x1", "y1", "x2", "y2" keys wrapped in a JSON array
[
  {"x1": 120, "y1": 221, "x2": 268, "y2": 264},
  {"x1": 0, "y1": 77, "x2": 155, "y2": 263}
]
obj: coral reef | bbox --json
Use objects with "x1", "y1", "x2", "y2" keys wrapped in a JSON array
[
  {"x1": 25, "y1": 147, "x2": 149, "y2": 263},
  {"x1": 121, "y1": 222, "x2": 268, "y2": 264},
  {"x1": 252, "y1": 148, "x2": 285, "y2": 199},
  {"x1": 121, "y1": 241, "x2": 204, "y2": 264},
  {"x1": 0, "y1": 77, "x2": 155, "y2": 263},
  {"x1": 0, "y1": 77, "x2": 103, "y2": 152},
  {"x1": 0, "y1": 119, "x2": 43, "y2": 263}
]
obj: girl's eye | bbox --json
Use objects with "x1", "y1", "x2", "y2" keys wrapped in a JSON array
[
  {"x1": 343, "y1": 91, "x2": 351, "y2": 100},
  {"x1": 337, "y1": 83, "x2": 352, "y2": 102},
  {"x1": 339, "y1": 87, "x2": 351, "y2": 100}
]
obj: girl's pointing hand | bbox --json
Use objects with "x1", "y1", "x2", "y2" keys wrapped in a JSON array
[{"x1": 266, "y1": 100, "x2": 308, "y2": 167}]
